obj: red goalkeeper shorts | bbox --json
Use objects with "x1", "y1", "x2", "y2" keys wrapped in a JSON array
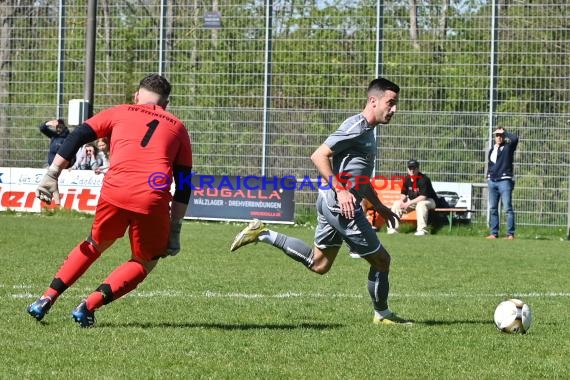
[{"x1": 91, "y1": 198, "x2": 170, "y2": 261}]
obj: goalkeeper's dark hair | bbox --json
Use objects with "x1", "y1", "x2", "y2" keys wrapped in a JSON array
[
  {"x1": 139, "y1": 74, "x2": 172, "y2": 99},
  {"x1": 367, "y1": 77, "x2": 400, "y2": 96}
]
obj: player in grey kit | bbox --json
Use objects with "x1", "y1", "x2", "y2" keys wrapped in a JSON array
[{"x1": 230, "y1": 77, "x2": 411, "y2": 325}]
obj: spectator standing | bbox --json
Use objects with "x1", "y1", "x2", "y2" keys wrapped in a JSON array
[
  {"x1": 387, "y1": 159, "x2": 438, "y2": 236},
  {"x1": 39, "y1": 119, "x2": 69, "y2": 167},
  {"x1": 486, "y1": 127, "x2": 519, "y2": 240}
]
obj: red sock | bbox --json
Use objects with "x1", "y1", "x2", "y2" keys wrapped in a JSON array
[
  {"x1": 86, "y1": 260, "x2": 148, "y2": 311},
  {"x1": 44, "y1": 241, "x2": 101, "y2": 301}
]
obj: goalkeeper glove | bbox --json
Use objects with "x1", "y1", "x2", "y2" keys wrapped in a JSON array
[
  {"x1": 166, "y1": 219, "x2": 183, "y2": 256},
  {"x1": 36, "y1": 164, "x2": 63, "y2": 205}
]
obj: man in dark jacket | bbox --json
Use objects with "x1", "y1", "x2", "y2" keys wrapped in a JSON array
[
  {"x1": 39, "y1": 119, "x2": 69, "y2": 166},
  {"x1": 486, "y1": 127, "x2": 519, "y2": 240},
  {"x1": 388, "y1": 159, "x2": 438, "y2": 236}
]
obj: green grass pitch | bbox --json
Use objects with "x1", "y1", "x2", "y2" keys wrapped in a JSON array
[{"x1": 0, "y1": 213, "x2": 569, "y2": 379}]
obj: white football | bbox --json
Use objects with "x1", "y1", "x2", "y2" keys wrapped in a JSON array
[{"x1": 493, "y1": 298, "x2": 532, "y2": 334}]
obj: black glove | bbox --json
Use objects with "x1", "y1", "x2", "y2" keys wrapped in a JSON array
[{"x1": 166, "y1": 219, "x2": 183, "y2": 256}]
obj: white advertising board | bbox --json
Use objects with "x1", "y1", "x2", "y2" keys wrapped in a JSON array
[
  {"x1": 433, "y1": 181, "x2": 473, "y2": 219},
  {"x1": 0, "y1": 167, "x2": 102, "y2": 213}
]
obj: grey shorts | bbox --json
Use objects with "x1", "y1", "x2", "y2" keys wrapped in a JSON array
[{"x1": 314, "y1": 195, "x2": 382, "y2": 257}]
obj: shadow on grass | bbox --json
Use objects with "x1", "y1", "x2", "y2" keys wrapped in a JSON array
[
  {"x1": 417, "y1": 319, "x2": 491, "y2": 326},
  {"x1": 97, "y1": 321, "x2": 344, "y2": 330}
]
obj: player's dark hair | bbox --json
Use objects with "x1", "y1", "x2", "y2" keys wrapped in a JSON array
[
  {"x1": 367, "y1": 77, "x2": 400, "y2": 95},
  {"x1": 139, "y1": 74, "x2": 172, "y2": 99}
]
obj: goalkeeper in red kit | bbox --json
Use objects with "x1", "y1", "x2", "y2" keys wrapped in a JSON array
[{"x1": 27, "y1": 74, "x2": 193, "y2": 327}]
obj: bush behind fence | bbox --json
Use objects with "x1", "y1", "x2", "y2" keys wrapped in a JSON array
[{"x1": 0, "y1": 1, "x2": 568, "y2": 226}]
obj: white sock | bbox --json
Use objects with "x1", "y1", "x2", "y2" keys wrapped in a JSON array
[{"x1": 258, "y1": 229, "x2": 277, "y2": 244}]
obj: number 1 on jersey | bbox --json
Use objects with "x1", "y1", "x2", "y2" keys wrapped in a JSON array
[{"x1": 141, "y1": 119, "x2": 159, "y2": 147}]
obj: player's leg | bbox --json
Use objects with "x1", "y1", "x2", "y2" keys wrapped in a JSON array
[
  {"x1": 230, "y1": 196, "x2": 341, "y2": 273},
  {"x1": 230, "y1": 221, "x2": 341, "y2": 272},
  {"x1": 339, "y1": 206, "x2": 411, "y2": 325},
  {"x1": 67, "y1": 201, "x2": 132, "y2": 327},
  {"x1": 27, "y1": 200, "x2": 123, "y2": 322},
  {"x1": 74, "y1": 258, "x2": 156, "y2": 327},
  {"x1": 364, "y1": 248, "x2": 409, "y2": 325},
  {"x1": 27, "y1": 240, "x2": 106, "y2": 321},
  {"x1": 74, "y1": 208, "x2": 168, "y2": 327},
  {"x1": 487, "y1": 180, "x2": 500, "y2": 238},
  {"x1": 309, "y1": 200, "x2": 343, "y2": 273}
]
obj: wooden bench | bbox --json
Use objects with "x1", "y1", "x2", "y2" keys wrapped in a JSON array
[
  {"x1": 433, "y1": 208, "x2": 473, "y2": 232},
  {"x1": 364, "y1": 180, "x2": 416, "y2": 229}
]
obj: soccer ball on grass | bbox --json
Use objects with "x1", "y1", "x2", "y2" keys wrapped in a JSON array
[{"x1": 493, "y1": 298, "x2": 532, "y2": 334}]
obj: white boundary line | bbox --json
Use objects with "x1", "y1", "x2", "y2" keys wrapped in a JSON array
[{"x1": 6, "y1": 286, "x2": 570, "y2": 300}]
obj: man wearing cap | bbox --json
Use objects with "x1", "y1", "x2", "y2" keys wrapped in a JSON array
[
  {"x1": 39, "y1": 119, "x2": 69, "y2": 167},
  {"x1": 388, "y1": 159, "x2": 438, "y2": 236},
  {"x1": 486, "y1": 127, "x2": 519, "y2": 240}
]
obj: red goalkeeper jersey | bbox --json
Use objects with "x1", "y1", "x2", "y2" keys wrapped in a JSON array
[{"x1": 85, "y1": 104, "x2": 193, "y2": 214}]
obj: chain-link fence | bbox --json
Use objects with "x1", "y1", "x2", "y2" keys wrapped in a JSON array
[{"x1": 0, "y1": 0, "x2": 568, "y2": 226}]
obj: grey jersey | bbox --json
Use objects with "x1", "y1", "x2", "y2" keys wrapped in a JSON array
[{"x1": 321, "y1": 113, "x2": 376, "y2": 209}]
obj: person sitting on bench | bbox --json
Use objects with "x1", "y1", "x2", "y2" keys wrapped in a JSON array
[{"x1": 388, "y1": 159, "x2": 438, "y2": 236}]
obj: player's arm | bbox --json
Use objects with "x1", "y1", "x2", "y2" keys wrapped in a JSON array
[
  {"x1": 362, "y1": 185, "x2": 385, "y2": 211},
  {"x1": 310, "y1": 144, "x2": 341, "y2": 189},
  {"x1": 310, "y1": 143, "x2": 356, "y2": 219},
  {"x1": 36, "y1": 124, "x2": 97, "y2": 204},
  {"x1": 172, "y1": 164, "x2": 192, "y2": 217},
  {"x1": 362, "y1": 184, "x2": 400, "y2": 227},
  {"x1": 165, "y1": 164, "x2": 193, "y2": 257}
]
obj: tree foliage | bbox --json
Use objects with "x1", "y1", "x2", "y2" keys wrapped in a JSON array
[{"x1": 0, "y1": 0, "x2": 568, "y2": 225}]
